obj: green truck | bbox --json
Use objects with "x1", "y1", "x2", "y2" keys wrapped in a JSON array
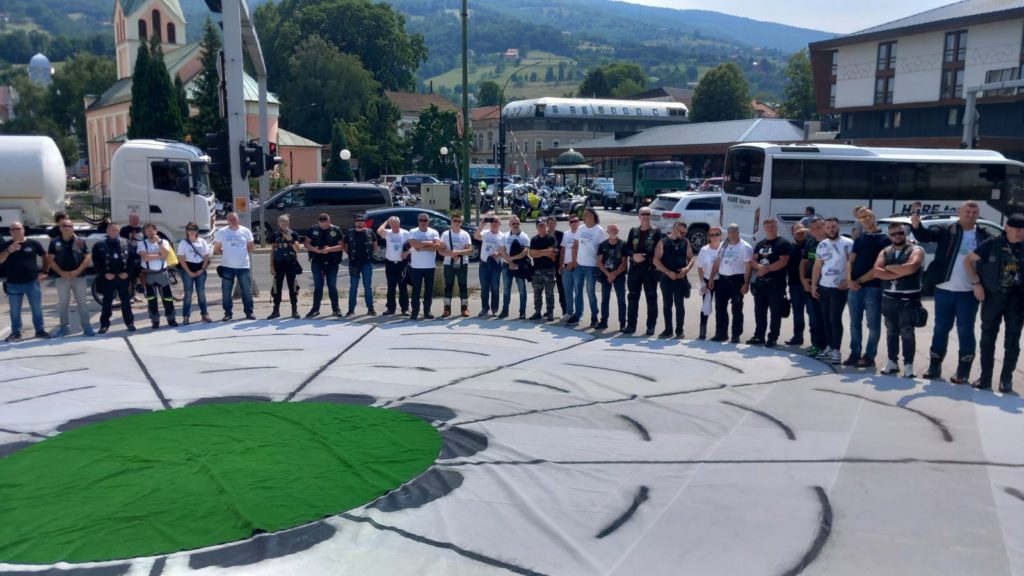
[{"x1": 613, "y1": 161, "x2": 689, "y2": 212}]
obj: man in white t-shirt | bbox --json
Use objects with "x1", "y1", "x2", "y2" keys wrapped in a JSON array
[
  {"x1": 560, "y1": 215, "x2": 582, "y2": 326},
  {"x1": 213, "y1": 212, "x2": 255, "y2": 321},
  {"x1": 499, "y1": 216, "x2": 532, "y2": 320},
  {"x1": 811, "y1": 217, "x2": 854, "y2": 364},
  {"x1": 473, "y1": 215, "x2": 505, "y2": 317},
  {"x1": 407, "y1": 213, "x2": 441, "y2": 320},
  {"x1": 377, "y1": 216, "x2": 411, "y2": 315},
  {"x1": 440, "y1": 214, "x2": 473, "y2": 318},
  {"x1": 709, "y1": 223, "x2": 752, "y2": 343},
  {"x1": 695, "y1": 225, "x2": 722, "y2": 340},
  {"x1": 575, "y1": 208, "x2": 606, "y2": 328}
]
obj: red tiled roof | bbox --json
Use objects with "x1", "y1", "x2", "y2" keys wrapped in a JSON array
[
  {"x1": 385, "y1": 91, "x2": 458, "y2": 115},
  {"x1": 471, "y1": 105, "x2": 500, "y2": 121}
]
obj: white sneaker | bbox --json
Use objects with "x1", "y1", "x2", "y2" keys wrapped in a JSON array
[
  {"x1": 830, "y1": 350, "x2": 841, "y2": 364},
  {"x1": 560, "y1": 313, "x2": 573, "y2": 322},
  {"x1": 880, "y1": 360, "x2": 899, "y2": 374},
  {"x1": 903, "y1": 363, "x2": 916, "y2": 378}
]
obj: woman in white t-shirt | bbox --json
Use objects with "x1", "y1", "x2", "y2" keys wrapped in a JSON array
[
  {"x1": 440, "y1": 214, "x2": 473, "y2": 318},
  {"x1": 575, "y1": 208, "x2": 606, "y2": 327},
  {"x1": 696, "y1": 226, "x2": 723, "y2": 340},
  {"x1": 474, "y1": 215, "x2": 505, "y2": 317},
  {"x1": 137, "y1": 223, "x2": 177, "y2": 329},
  {"x1": 177, "y1": 222, "x2": 212, "y2": 324}
]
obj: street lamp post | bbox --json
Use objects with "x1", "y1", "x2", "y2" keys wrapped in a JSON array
[
  {"x1": 498, "y1": 60, "x2": 544, "y2": 210},
  {"x1": 339, "y1": 148, "x2": 352, "y2": 181}
]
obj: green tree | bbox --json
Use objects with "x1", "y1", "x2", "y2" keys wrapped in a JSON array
[
  {"x1": 777, "y1": 49, "x2": 817, "y2": 120},
  {"x1": 686, "y1": 65, "x2": 699, "y2": 83},
  {"x1": 557, "y1": 61, "x2": 566, "y2": 81},
  {"x1": 324, "y1": 119, "x2": 355, "y2": 181},
  {"x1": 577, "y1": 62, "x2": 646, "y2": 98},
  {"x1": 126, "y1": 39, "x2": 153, "y2": 139},
  {"x1": 545, "y1": 66, "x2": 555, "y2": 82},
  {"x1": 611, "y1": 78, "x2": 643, "y2": 99},
  {"x1": 174, "y1": 76, "x2": 189, "y2": 128},
  {"x1": 254, "y1": 0, "x2": 427, "y2": 93},
  {"x1": 406, "y1": 105, "x2": 460, "y2": 178},
  {"x1": 578, "y1": 67, "x2": 608, "y2": 97},
  {"x1": 477, "y1": 80, "x2": 502, "y2": 107},
  {"x1": 187, "y1": 19, "x2": 225, "y2": 146},
  {"x1": 48, "y1": 51, "x2": 116, "y2": 138},
  {"x1": 343, "y1": 96, "x2": 405, "y2": 179},
  {"x1": 128, "y1": 37, "x2": 183, "y2": 140},
  {"x1": 277, "y1": 35, "x2": 379, "y2": 145},
  {"x1": 690, "y1": 62, "x2": 751, "y2": 123},
  {"x1": 1, "y1": 73, "x2": 79, "y2": 165}
]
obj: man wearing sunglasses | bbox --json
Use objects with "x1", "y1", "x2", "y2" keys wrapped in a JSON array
[
  {"x1": 623, "y1": 207, "x2": 663, "y2": 336},
  {"x1": 47, "y1": 217, "x2": 95, "y2": 337},
  {"x1": 0, "y1": 221, "x2": 49, "y2": 341},
  {"x1": 874, "y1": 222, "x2": 924, "y2": 378},
  {"x1": 408, "y1": 213, "x2": 441, "y2": 320},
  {"x1": 304, "y1": 213, "x2": 344, "y2": 318}
]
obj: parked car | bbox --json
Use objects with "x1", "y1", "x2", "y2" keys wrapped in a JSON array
[
  {"x1": 397, "y1": 174, "x2": 441, "y2": 195},
  {"x1": 877, "y1": 214, "x2": 1003, "y2": 293},
  {"x1": 587, "y1": 178, "x2": 618, "y2": 209},
  {"x1": 363, "y1": 207, "x2": 479, "y2": 262},
  {"x1": 253, "y1": 182, "x2": 392, "y2": 244},
  {"x1": 649, "y1": 191, "x2": 722, "y2": 250}
]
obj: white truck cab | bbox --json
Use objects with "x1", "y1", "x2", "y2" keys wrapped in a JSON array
[{"x1": 109, "y1": 139, "x2": 217, "y2": 242}]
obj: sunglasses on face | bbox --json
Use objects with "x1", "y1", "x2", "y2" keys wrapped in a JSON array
[
  {"x1": 60, "y1": 224, "x2": 74, "y2": 229},
  {"x1": 318, "y1": 217, "x2": 328, "y2": 222},
  {"x1": 890, "y1": 232, "x2": 906, "y2": 237},
  {"x1": 569, "y1": 220, "x2": 579, "y2": 224},
  {"x1": 709, "y1": 232, "x2": 721, "y2": 237}
]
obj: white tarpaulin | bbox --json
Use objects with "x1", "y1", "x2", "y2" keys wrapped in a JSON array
[{"x1": 1, "y1": 320, "x2": 1023, "y2": 575}]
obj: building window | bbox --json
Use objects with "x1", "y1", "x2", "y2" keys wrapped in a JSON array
[
  {"x1": 167, "y1": 22, "x2": 176, "y2": 44},
  {"x1": 570, "y1": 105, "x2": 576, "y2": 114},
  {"x1": 597, "y1": 106, "x2": 604, "y2": 113},
  {"x1": 877, "y1": 41, "x2": 897, "y2": 71},
  {"x1": 830, "y1": 50, "x2": 839, "y2": 76},
  {"x1": 845, "y1": 114, "x2": 854, "y2": 130},
  {"x1": 653, "y1": 108, "x2": 660, "y2": 116},
  {"x1": 535, "y1": 140, "x2": 542, "y2": 151},
  {"x1": 151, "y1": 10, "x2": 162, "y2": 42},
  {"x1": 552, "y1": 105, "x2": 559, "y2": 113},
  {"x1": 984, "y1": 67, "x2": 1020, "y2": 96},
  {"x1": 947, "y1": 107, "x2": 960, "y2": 126},
  {"x1": 523, "y1": 141, "x2": 529, "y2": 153},
  {"x1": 944, "y1": 30, "x2": 967, "y2": 63},
  {"x1": 611, "y1": 107, "x2": 617, "y2": 114},
  {"x1": 881, "y1": 111, "x2": 901, "y2": 128},
  {"x1": 893, "y1": 111, "x2": 901, "y2": 128},
  {"x1": 829, "y1": 82, "x2": 836, "y2": 107},
  {"x1": 940, "y1": 68, "x2": 964, "y2": 99},
  {"x1": 635, "y1": 107, "x2": 642, "y2": 115},
  {"x1": 874, "y1": 77, "x2": 895, "y2": 104},
  {"x1": 552, "y1": 140, "x2": 560, "y2": 149},
  {"x1": 623, "y1": 108, "x2": 629, "y2": 115},
  {"x1": 138, "y1": 19, "x2": 147, "y2": 40}
]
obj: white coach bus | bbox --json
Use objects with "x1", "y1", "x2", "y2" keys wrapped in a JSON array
[{"x1": 721, "y1": 143, "x2": 1024, "y2": 243}]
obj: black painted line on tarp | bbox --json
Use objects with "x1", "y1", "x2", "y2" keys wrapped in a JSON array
[
  {"x1": 513, "y1": 379, "x2": 571, "y2": 393},
  {"x1": 389, "y1": 347, "x2": 491, "y2": 357},
  {"x1": 124, "y1": 336, "x2": 171, "y2": 410},
  {"x1": 0, "y1": 367, "x2": 89, "y2": 384},
  {"x1": 0, "y1": 351, "x2": 86, "y2": 362},
  {"x1": 437, "y1": 457, "x2": 1024, "y2": 468},
  {"x1": 284, "y1": 325, "x2": 376, "y2": 402},
  {"x1": 606, "y1": 348, "x2": 744, "y2": 373},
  {"x1": 149, "y1": 556, "x2": 167, "y2": 576},
  {"x1": 403, "y1": 337, "x2": 595, "y2": 400},
  {"x1": 373, "y1": 365, "x2": 438, "y2": 372},
  {"x1": 563, "y1": 362, "x2": 656, "y2": 382},
  {"x1": 731, "y1": 374, "x2": 825, "y2": 388},
  {"x1": 780, "y1": 486, "x2": 833, "y2": 576},
  {"x1": 189, "y1": 348, "x2": 303, "y2": 358},
  {"x1": 645, "y1": 384, "x2": 728, "y2": 398},
  {"x1": 0, "y1": 426, "x2": 49, "y2": 440},
  {"x1": 5, "y1": 385, "x2": 96, "y2": 405},
  {"x1": 340, "y1": 513, "x2": 546, "y2": 576},
  {"x1": 618, "y1": 415, "x2": 651, "y2": 441},
  {"x1": 183, "y1": 332, "x2": 330, "y2": 343},
  {"x1": 721, "y1": 400, "x2": 797, "y2": 440},
  {"x1": 814, "y1": 388, "x2": 953, "y2": 442},
  {"x1": 399, "y1": 331, "x2": 538, "y2": 344},
  {"x1": 1006, "y1": 487, "x2": 1024, "y2": 503},
  {"x1": 596, "y1": 486, "x2": 650, "y2": 539},
  {"x1": 454, "y1": 395, "x2": 639, "y2": 426},
  {"x1": 199, "y1": 366, "x2": 276, "y2": 374}
]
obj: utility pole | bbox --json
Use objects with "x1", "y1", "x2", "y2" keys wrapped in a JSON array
[{"x1": 461, "y1": 0, "x2": 471, "y2": 221}]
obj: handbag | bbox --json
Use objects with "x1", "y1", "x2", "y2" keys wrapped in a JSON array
[
  {"x1": 913, "y1": 302, "x2": 929, "y2": 328},
  {"x1": 292, "y1": 260, "x2": 303, "y2": 275},
  {"x1": 782, "y1": 296, "x2": 792, "y2": 318},
  {"x1": 448, "y1": 232, "x2": 462, "y2": 270}
]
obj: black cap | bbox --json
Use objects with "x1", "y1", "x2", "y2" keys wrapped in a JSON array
[{"x1": 1006, "y1": 213, "x2": 1024, "y2": 229}]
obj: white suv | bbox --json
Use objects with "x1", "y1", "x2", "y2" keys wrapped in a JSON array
[{"x1": 649, "y1": 191, "x2": 722, "y2": 249}]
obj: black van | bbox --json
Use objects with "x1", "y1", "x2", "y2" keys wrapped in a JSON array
[{"x1": 255, "y1": 182, "x2": 392, "y2": 241}]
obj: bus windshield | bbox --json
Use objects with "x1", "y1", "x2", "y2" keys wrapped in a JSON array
[
  {"x1": 643, "y1": 164, "x2": 686, "y2": 181},
  {"x1": 723, "y1": 148, "x2": 764, "y2": 197}
]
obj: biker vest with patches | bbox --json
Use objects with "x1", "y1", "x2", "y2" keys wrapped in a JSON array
[
  {"x1": 883, "y1": 245, "x2": 922, "y2": 294},
  {"x1": 307, "y1": 225, "x2": 343, "y2": 264}
]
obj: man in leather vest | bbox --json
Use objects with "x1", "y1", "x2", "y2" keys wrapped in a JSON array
[
  {"x1": 344, "y1": 214, "x2": 377, "y2": 316},
  {"x1": 48, "y1": 217, "x2": 95, "y2": 337},
  {"x1": 623, "y1": 207, "x2": 663, "y2": 336},
  {"x1": 964, "y1": 213, "x2": 1024, "y2": 392},
  {"x1": 91, "y1": 220, "x2": 138, "y2": 333},
  {"x1": 874, "y1": 222, "x2": 925, "y2": 378},
  {"x1": 304, "y1": 213, "x2": 344, "y2": 318},
  {"x1": 653, "y1": 221, "x2": 694, "y2": 338}
]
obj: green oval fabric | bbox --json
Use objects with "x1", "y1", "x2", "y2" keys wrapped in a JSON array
[{"x1": 0, "y1": 402, "x2": 441, "y2": 564}]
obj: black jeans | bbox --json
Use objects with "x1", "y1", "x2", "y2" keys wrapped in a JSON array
[
  {"x1": 384, "y1": 259, "x2": 409, "y2": 312},
  {"x1": 817, "y1": 286, "x2": 848, "y2": 351},
  {"x1": 272, "y1": 268, "x2": 298, "y2": 309},
  {"x1": 713, "y1": 274, "x2": 745, "y2": 339},
  {"x1": 805, "y1": 286, "x2": 827, "y2": 349},
  {"x1": 145, "y1": 281, "x2": 175, "y2": 319},
  {"x1": 788, "y1": 280, "x2": 807, "y2": 343},
  {"x1": 443, "y1": 263, "x2": 469, "y2": 303},
  {"x1": 599, "y1": 274, "x2": 627, "y2": 327},
  {"x1": 626, "y1": 265, "x2": 658, "y2": 331},
  {"x1": 882, "y1": 293, "x2": 919, "y2": 365},
  {"x1": 554, "y1": 267, "x2": 566, "y2": 314},
  {"x1": 659, "y1": 277, "x2": 689, "y2": 335},
  {"x1": 979, "y1": 286, "x2": 1024, "y2": 385},
  {"x1": 753, "y1": 276, "x2": 786, "y2": 342},
  {"x1": 410, "y1": 267, "x2": 435, "y2": 315},
  {"x1": 100, "y1": 276, "x2": 134, "y2": 328}
]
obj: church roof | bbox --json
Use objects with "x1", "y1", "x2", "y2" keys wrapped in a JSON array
[
  {"x1": 119, "y1": 0, "x2": 185, "y2": 24},
  {"x1": 90, "y1": 42, "x2": 202, "y2": 110}
]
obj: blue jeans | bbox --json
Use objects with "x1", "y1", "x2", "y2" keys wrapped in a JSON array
[
  {"x1": 348, "y1": 261, "x2": 374, "y2": 312},
  {"x1": 789, "y1": 281, "x2": 807, "y2": 343},
  {"x1": 930, "y1": 288, "x2": 979, "y2": 361},
  {"x1": 502, "y1": 263, "x2": 527, "y2": 315},
  {"x1": 181, "y1": 269, "x2": 208, "y2": 317},
  {"x1": 6, "y1": 280, "x2": 44, "y2": 334},
  {"x1": 600, "y1": 274, "x2": 627, "y2": 326},
  {"x1": 562, "y1": 265, "x2": 585, "y2": 318},
  {"x1": 847, "y1": 285, "x2": 882, "y2": 360},
  {"x1": 310, "y1": 259, "x2": 339, "y2": 313},
  {"x1": 220, "y1": 267, "x2": 253, "y2": 317},
  {"x1": 479, "y1": 258, "x2": 501, "y2": 314},
  {"x1": 580, "y1": 266, "x2": 598, "y2": 322}
]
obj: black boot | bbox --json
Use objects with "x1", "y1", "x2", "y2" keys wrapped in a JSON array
[
  {"x1": 923, "y1": 355, "x2": 943, "y2": 379},
  {"x1": 267, "y1": 307, "x2": 281, "y2": 320},
  {"x1": 950, "y1": 354, "x2": 974, "y2": 384},
  {"x1": 291, "y1": 304, "x2": 300, "y2": 319}
]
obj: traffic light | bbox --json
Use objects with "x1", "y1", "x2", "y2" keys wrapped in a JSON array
[
  {"x1": 240, "y1": 139, "x2": 263, "y2": 179},
  {"x1": 497, "y1": 142, "x2": 507, "y2": 168},
  {"x1": 263, "y1": 141, "x2": 283, "y2": 174},
  {"x1": 204, "y1": 130, "x2": 230, "y2": 179}
]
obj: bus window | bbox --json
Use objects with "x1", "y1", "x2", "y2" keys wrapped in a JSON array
[
  {"x1": 724, "y1": 148, "x2": 765, "y2": 196},
  {"x1": 1006, "y1": 168, "x2": 1024, "y2": 214}
]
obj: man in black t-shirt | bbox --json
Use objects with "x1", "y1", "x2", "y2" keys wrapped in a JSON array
[
  {"x1": 844, "y1": 208, "x2": 891, "y2": 368},
  {"x1": 748, "y1": 217, "x2": 792, "y2": 347},
  {"x1": 0, "y1": 221, "x2": 49, "y2": 341},
  {"x1": 119, "y1": 213, "x2": 143, "y2": 247},
  {"x1": 545, "y1": 216, "x2": 565, "y2": 315},
  {"x1": 786, "y1": 224, "x2": 808, "y2": 346},
  {"x1": 47, "y1": 217, "x2": 95, "y2": 338},
  {"x1": 596, "y1": 224, "x2": 628, "y2": 330},
  {"x1": 624, "y1": 207, "x2": 663, "y2": 336},
  {"x1": 529, "y1": 219, "x2": 557, "y2": 321},
  {"x1": 304, "y1": 213, "x2": 344, "y2": 317}
]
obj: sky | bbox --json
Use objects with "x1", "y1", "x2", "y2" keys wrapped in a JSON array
[{"x1": 618, "y1": 0, "x2": 955, "y2": 33}]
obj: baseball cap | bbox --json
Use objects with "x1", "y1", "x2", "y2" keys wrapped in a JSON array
[{"x1": 1006, "y1": 213, "x2": 1024, "y2": 229}]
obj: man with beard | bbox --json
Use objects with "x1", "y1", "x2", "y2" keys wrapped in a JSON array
[
  {"x1": 623, "y1": 207, "x2": 663, "y2": 336},
  {"x1": 800, "y1": 216, "x2": 828, "y2": 355},
  {"x1": 786, "y1": 224, "x2": 809, "y2": 346},
  {"x1": 964, "y1": 213, "x2": 1024, "y2": 392},
  {"x1": 811, "y1": 217, "x2": 853, "y2": 364},
  {"x1": 748, "y1": 218, "x2": 791, "y2": 347},
  {"x1": 874, "y1": 222, "x2": 925, "y2": 378},
  {"x1": 845, "y1": 208, "x2": 890, "y2": 368},
  {"x1": 709, "y1": 223, "x2": 752, "y2": 343}
]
